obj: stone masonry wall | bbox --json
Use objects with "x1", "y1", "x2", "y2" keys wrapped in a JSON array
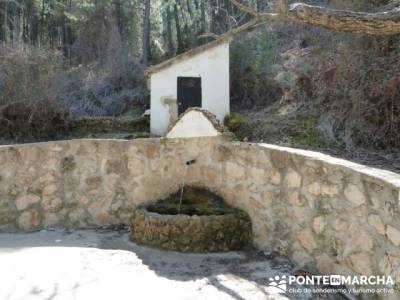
[
  {"x1": 1, "y1": 137, "x2": 400, "y2": 296},
  {"x1": 0, "y1": 137, "x2": 222, "y2": 232},
  {"x1": 190, "y1": 141, "x2": 400, "y2": 297}
]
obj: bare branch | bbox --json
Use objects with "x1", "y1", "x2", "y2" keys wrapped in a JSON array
[
  {"x1": 229, "y1": 0, "x2": 400, "y2": 36},
  {"x1": 285, "y1": 3, "x2": 400, "y2": 35}
]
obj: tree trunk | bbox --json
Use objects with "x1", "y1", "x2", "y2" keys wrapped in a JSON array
[
  {"x1": 174, "y1": 2, "x2": 183, "y2": 53},
  {"x1": 166, "y1": 6, "x2": 174, "y2": 57},
  {"x1": 230, "y1": 0, "x2": 400, "y2": 36},
  {"x1": 186, "y1": 0, "x2": 198, "y2": 47},
  {"x1": 0, "y1": 2, "x2": 5, "y2": 42},
  {"x1": 29, "y1": 0, "x2": 40, "y2": 45},
  {"x1": 186, "y1": 0, "x2": 193, "y2": 18},
  {"x1": 200, "y1": 0, "x2": 206, "y2": 33},
  {"x1": 142, "y1": 0, "x2": 151, "y2": 66},
  {"x1": 114, "y1": 0, "x2": 124, "y2": 41},
  {"x1": 40, "y1": 0, "x2": 45, "y2": 46},
  {"x1": 210, "y1": 0, "x2": 217, "y2": 33}
]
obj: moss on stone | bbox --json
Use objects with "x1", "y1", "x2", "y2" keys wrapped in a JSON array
[
  {"x1": 130, "y1": 187, "x2": 252, "y2": 252},
  {"x1": 146, "y1": 187, "x2": 239, "y2": 216},
  {"x1": 60, "y1": 155, "x2": 76, "y2": 172}
]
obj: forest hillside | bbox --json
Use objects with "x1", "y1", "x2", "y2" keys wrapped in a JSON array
[{"x1": 0, "y1": 0, "x2": 399, "y2": 170}]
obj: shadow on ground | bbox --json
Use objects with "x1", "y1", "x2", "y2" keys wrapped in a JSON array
[{"x1": 0, "y1": 229, "x2": 348, "y2": 300}]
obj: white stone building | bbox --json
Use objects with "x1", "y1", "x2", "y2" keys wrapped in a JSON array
[{"x1": 145, "y1": 36, "x2": 232, "y2": 136}]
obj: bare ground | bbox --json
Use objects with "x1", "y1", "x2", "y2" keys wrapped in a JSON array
[
  {"x1": 237, "y1": 104, "x2": 400, "y2": 174},
  {"x1": 0, "y1": 229, "x2": 350, "y2": 300}
]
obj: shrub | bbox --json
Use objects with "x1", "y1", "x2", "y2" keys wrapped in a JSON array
[
  {"x1": 224, "y1": 113, "x2": 252, "y2": 141},
  {"x1": 224, "y1": 113, "x2": 246, "y2": 132},
  {"x1": 0, "y1": 46, "x2": 69, "y2": 142}
]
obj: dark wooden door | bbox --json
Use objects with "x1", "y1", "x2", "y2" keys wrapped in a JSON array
[{"x1": 177, "y1": 77, "x2": 202, "y2": 115}]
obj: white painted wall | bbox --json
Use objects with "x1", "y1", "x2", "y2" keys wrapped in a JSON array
[
  {"x1": 150, "y1": 42, "x2": 230, "y2": 136},
  {"x1": 166, "y1": 110, "x2": 221, "y2": 138}
]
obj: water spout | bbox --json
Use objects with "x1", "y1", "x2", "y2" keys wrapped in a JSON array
[
  {"x1": 186, "y1": 159, "x2": 196, "y2": 166},
  {"x1": 178, "y1": 159, "x2": 197, "y2": 213}
]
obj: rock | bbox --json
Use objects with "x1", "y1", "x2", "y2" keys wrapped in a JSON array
[
  {"x1": 145, "y1": 144, "x2": 159, "y2": 159},
  {"x1": 306, "y1": 182, "x2": 321, "y2": 196},
  {"x1": 379, "y1": 255, "x2": 392, "y2": 275},
  {"x1": 42, "y1": 197, "x2": 62, "y2": 212},
  {"x1": 88, "y1": 198, "x2": 113, "y2": 225},
  {"x1": 261, "y1": 191, "x2": 275, "y2": 207},
  {"x1": 39, "y1": 174, "x2": 55, "y2": 184},
  {"x1": 291, "y1": 206, "x2": 306, "y2": 220},
  {"x1": 201, "y1": 167, "x2": 219, "y2": 184},
  {"x1": 344, "y1": 184, "x2": 366, "y2": 206},
  {"x1": 15, "y1": 194, "x2": 41, "y2": 211},
  {"x1": 333, "y1": 218, "x2": 348, "y2": 232},
  {"x1": 343, "y1": 226, "x2": 373, "y2": 256},
  {"x1": 49, "y1": 144, "x2": 63, "y2": 152},
  {"x1": 284, "y1": 170, "x2": 302, "y2": 188},
  {"x1": 266, "y1": 169, "x2": 281, "y2": 185},
  {"x1": 368, "y1": 214, "x2": 385, "y2": 235},
  {"x1": 127, "y1": 159, "x2": 146, "y2": 176},
  {"x1": 312, "y1": 216, "x2": 326, "y2": 234},
  {"x1": 355, "y1": 229, "x2": 374, "y2": 252},
  {"x1": 43, "y1": 158, "x2": 58, "y2": 170},
  {"x1": 292, "y1": 248, "x2": 313, "y2": 266},
  {"x1": 43, "y1": 213, "x2": 60, "y2": 227},
  {"x1": 348, "y1": 252, "x2": 372, "y2": 275},
  {"x1": 69, "y1": 208, "x2": 87, "y2": 225},
  {"x1": 288, "y1": 192, "x2": 306, "y2": 207},
  {"x1": 18, "y1": 210, "x2": 40, "y2": 231},
  {"x1": 386, "y1": 225, "x2": 400, "y2": 246},
  {"x1": 0, "y1": 210, "x2": 12, "y2": 224},
  {"x1": 298, "y1": 229, "x2": 317, "y2": 251},
  {"x1": 321, "y1": 184, "x2": 340, "y2": 197},
  {"x1": 42, "y1": 184, "x2": 57, "y2": 196},
  {"x1": 225, "y1": 162, "x2": 245, "y2": 181},
  {"x1": 316, "y1": 253, "x2": 336, "y2": 274},
  {"x1": 250, "y1": 168, "x2": 266, "y2": 185}
]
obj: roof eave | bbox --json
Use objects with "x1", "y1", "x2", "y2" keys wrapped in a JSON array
[{"x1": 144, "y1": 35, "x2": 233, "y2": 78}]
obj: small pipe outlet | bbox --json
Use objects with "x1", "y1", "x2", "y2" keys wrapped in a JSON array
[{"x1": 186, "y1": 159, "x2": 197, "y2": 166}]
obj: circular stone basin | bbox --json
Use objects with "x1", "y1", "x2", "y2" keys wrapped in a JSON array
[{"x1": 129, "y1": 187, "x2": 252, "y2": 252}]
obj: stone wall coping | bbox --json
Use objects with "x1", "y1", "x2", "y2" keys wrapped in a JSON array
[
  {"x1": 0, "y1": 138, "x2": 147, "y2": 148},
  {"x1": 254, "y1": 142, "x2": 400, "y2": 189},
  {"x1": 0, "y1": 137, "x2": 223, "y2": 149},
  {"x1": 1, "y1": 137, "x2": 399, "y2": 189}
]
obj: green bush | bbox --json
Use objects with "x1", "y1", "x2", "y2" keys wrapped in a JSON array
[
  {"x1": 224, "y1": 113, "x2": 253, "y2": 141},
  {"x1": 224, "y1": 113, "x2": 246, "y2": 132}
]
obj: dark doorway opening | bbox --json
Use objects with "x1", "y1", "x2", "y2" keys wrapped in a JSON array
[{"x1": 177, "y1": 77, "x2": 202, "y2": 115}]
